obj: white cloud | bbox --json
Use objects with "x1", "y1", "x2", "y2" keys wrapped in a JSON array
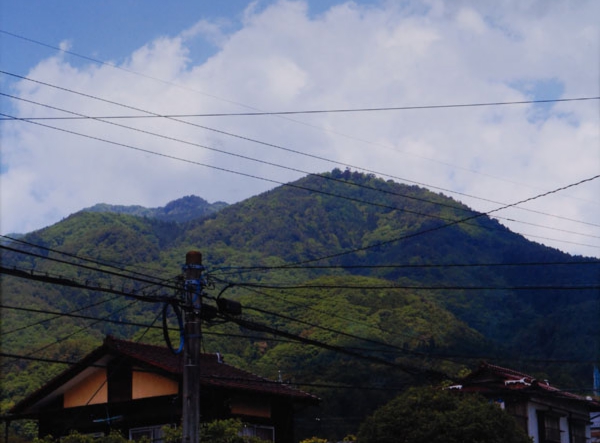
[{"x1": 1, "y1": 0, "x2": 598, "y2": 256}]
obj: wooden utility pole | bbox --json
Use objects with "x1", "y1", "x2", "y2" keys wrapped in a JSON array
[{"x1": 182, "y1": 251, "x2": 203, "y2": 443}]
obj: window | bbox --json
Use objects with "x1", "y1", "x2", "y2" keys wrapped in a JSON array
[
  {"x1": 129, "y1": 425, "x2": 165, "y2": 443},
  {"x1": 241, "y1": 424, "x2": 275, "y2": 442},
  {"x1": 538, "y1": 412, "x2": 562, "y2": 443},
  {"x1": 569, "y1": 419, "x2": 587, "y2": 443}
]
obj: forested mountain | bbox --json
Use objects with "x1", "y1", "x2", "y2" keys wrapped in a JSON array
[{"x1": 1, "y1": 169, "x2": 598, "y2": 440}]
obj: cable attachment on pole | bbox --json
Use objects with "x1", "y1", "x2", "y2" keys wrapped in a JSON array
[
  {"x1": 215, "y1": 283, "x2": 242, "y2": 316},
  {"x1": 182, "y1": 251, "x2": 205, "y2": 314},
  {"x1": 162, "y1": 301, "x2": 184, "y2": 355}
]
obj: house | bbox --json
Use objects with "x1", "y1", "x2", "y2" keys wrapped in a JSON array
[
  {"x1": 451, "y1": 362, "x2": 600, "y2": 443},
  {"x1": 7, "y1": 336, "x2": 319, "y2": 443}
]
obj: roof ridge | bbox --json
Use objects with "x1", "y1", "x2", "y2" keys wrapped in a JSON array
[
  {"x1": 480, "y1": 361, "x2": 534, "y2": 380},
  {"x1": 103, "y1": 336, "x2": 318, "y2": 400},
  {"x1": 104, "y1": 336, "x2": 226, "y2": 358}
]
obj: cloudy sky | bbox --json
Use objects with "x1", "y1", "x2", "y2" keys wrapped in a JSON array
[{"x1": 1, "y1": 0, "x2": 599, "y2": 257}]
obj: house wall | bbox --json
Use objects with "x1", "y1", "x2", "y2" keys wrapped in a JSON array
[
  {"x1": 559, "y1": 416, "x2": 568, "y2": 443},
  {"x1": 526, "y1": 398, "x2": 593, "y2": 443},
  {"x1": 132, "y1": 370, "x2": 178, "y2": 399},
  {"x1": 63, "y1": 368, "x2": 108, "y2": 408},
  {"x1": 526, "y1": 402, "x2": 539, "y2": 442}
]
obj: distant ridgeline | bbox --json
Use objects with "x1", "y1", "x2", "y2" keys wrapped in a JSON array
[{"x1": 81, "y1": 195, "x2": 228, "y2": 223}]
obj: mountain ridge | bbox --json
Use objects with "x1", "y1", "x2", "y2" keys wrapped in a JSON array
[{"x1": 81, "y1": 195, "x2": 228, "y2": 223}]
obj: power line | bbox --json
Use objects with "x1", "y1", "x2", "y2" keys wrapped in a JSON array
[
  {"x1": 220, "y1": 312, "x2": 448, "y2": 380},
  {"x1": 2, "y1": 110, "x2": 598, "y2": 252},
  {"x1": 1, "y1": 234, "x2": 176, "y2": 284},
  {"x1": 0, "y1": 304, "x2": 164, "y2": 337},
  {"x1": 2, "y1": 31, "x2": 597, "y2": 116},
  {"x1": 0, "y1": 295, "x2": 123, "y2": 336},
  {"x1": 216, "y1": 283, "x2": 520, "y2": 360},
  {"x1": 83, "y1": 307, "x2": 164, "y2": 410},
  {"x1": 0, "y1": 262, "x2": 448, "y2": 379},
  {"x1": 284, "y1": 174, "x2": 600, "y2": 267},
  {"x1": 0, "y1": 265, "x2": 172, "y2": 304},
  {"x1": 4, "y1": 99, "x2": 600, "y2": 120},
  {"x1": 212, "y1": 277, "x2": 458, "y2": 365},
  {"x1": 0, "y1": 243, "x2": 179, "y2": 291},
  {"x1": 209, "y1": 259, "x2": 600, "y2": 274},
  {"x1": 0, "y1": 352, "x2": 413, "y2": 393},
  {"x1": 0, "y1": 299, "x2": 140, "y2": 369},
  {"x1": 8, "y1": 230, "x2": 597, "y2": 280},
  {"x1": 208, "y1": 276, "x2": 598, "y2": 354},
  {"x1": 0, "y1": 88, "x2": 492, "y2": 221},
  {"x1": 244, "y1": 304, "x2": 418, "y2": 354},
  {"x1": 1, "y1": 302, "x2": 427, "y2": 361},
  {"x1": 0, "y1": 303, "x2": 309, "y2": 346},
  {"x1": 2, "y1": 32, "x2": 598, "y2": 209},
  {"x1": 3, "y1": 352, "x2": 594, "y2": 396},
  {"x1": 0, "y1": 303, "x2": 417, "y2": 357},
  {"x1": 4, "y1": 264, "x2": 424, "y2": 359},
  {"x1": 3, "y1": 290, "x2": 596, "y2": 385},
  {"x1": 2, "y1": 72, "x2": 598, "y2": 231},
  {"x1": 0, "y1": 29, "x2": 258, "y2": 111},
  {"x1": 230, "y1": 282, "x2": 600, "y2": 291},
  {"x1": 7, "y1": 91, "x2": 600, "y2": 245},
  {"x1": 219, "y1": 280, "x2": 443, "y2": 344}
]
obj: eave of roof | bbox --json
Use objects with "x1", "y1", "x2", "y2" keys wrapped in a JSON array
[
  {"x1": 459, "y1": 362, "x2": 600, "y2": 411},
  {"x1": 9, "y1": 336, "x2": 318, "y2": 417},
  {"x1": 103, "y1": 336, "x2": 318, "y2": 400}
]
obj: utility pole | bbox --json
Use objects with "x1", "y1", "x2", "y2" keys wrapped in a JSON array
[{"x1": 182, "y1": 251, "x2": 203, "y2": 443}]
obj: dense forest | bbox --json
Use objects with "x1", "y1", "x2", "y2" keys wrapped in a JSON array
[{"x1": 1, "y1": 169, "x2": 599, "y2": 440}]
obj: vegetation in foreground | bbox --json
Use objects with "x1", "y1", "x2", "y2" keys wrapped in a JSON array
[{"x1": 357, "y1": 386, "x2": 532, "y2": 443}]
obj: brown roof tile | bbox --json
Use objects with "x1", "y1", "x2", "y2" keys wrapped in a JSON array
[
  {"x1": 10, "y1": 336, "x2": 318, "y2": 416},
  {"x1": 105, "y1": 336, "x2": 318, "y2": 400},
  {"x1": 460, "y1": 362, "x2": 600, "y2": 409}
]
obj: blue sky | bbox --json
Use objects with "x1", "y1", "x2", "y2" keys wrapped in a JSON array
[
  {"x1": 1, "y1": 1, "x2": 376, "y2": 73},
  {"x1": 1, "y1": 0, "x2": 599, "y2": 257}
]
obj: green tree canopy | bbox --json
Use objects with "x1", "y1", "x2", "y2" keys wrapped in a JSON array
[{"x1": 357, "y1": 387, "x2": 532, "y2": 443}]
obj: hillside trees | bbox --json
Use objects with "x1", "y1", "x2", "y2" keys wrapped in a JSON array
[
  {"x1": 357, "y1": 386, "x2": 532, "y2": 443},
  {"x1": 2, "y1": 170, "x2": 597, "y2": 441}
]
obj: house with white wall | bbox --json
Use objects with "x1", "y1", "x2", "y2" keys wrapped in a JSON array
[{"x1": 451, "y1": 362, "x2": 600, "y2": 443}]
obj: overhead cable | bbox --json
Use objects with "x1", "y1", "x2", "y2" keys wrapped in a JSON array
[
  {"x1": 0, "y1": 265, "x2": 172, "y2": 304},
  {"x1": 0, "y1": 243, "x2": 179, "y2": 291},
  {"x1": 283, "y1": 174, "x2": 600, "y2": 266},
  {"x1": 0, "y1": 299, "x2": 139, "y2": 368},
  {"x1": 2, "y1": 33, "x2": 598, "y2": 205},
  {"x1": 0, "y1": 295, "x2": 123, "y2": 336},
  {"x1": 1, "y1": 234, "x2": 176, "y2": 284},
  {"x1": 3, "y1": 99, "x2": 599, "y2": 120},
  {"x1": 209, "y1": 259, "x2": 600, "y2": 274},
  {"x1": 2, "y1": 72, "x2": 597, "y2": 229},
  {"x1": 231, "y1": 282, "x2": 600, "y2": 291},
  {"x1": 2, "y1": 31, "x2": 596, "y2": 116},
  {"x1": 1, "y1": 110, "x2": 598, "y2": 251}
]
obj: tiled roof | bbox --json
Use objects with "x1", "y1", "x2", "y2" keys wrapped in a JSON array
[
  {"x1": 10, "y1": 336, "x2": 318, "y2": 416},
  {"x1": 104, "y1": 336, "x2": 318, "y2": 400},
  {"x1": 459, "y1": 362, "x2": 600, "y2": 410}
]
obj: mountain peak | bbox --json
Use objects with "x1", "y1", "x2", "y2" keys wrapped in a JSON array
[{"x1": 82, "y1": 195, "x2": 228, "y2": 223}]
